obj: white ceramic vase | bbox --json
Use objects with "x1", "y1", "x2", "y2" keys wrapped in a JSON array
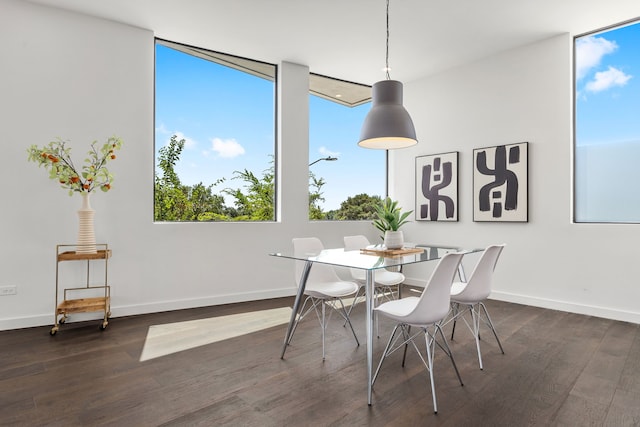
[
  {"x1": 76, "y1": 192, "x2": 97, "y2": 254},
  {"x1": 384, "y1": 230, "x2": 404, "y2": 250}
]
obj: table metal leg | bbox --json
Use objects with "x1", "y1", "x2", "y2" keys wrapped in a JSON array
[
  {"x1": 280, "y1": 260, "x2": 312, "y2": 359},
  {"x1": 365, "y1": 269, "x2": 374, "y2": 405}
]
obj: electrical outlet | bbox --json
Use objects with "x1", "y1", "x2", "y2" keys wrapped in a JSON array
[{"x1": 0, "y1": 285, "x2": 17, "y2": 296}]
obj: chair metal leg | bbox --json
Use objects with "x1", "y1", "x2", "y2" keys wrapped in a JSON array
[
  {"x1": 375, "y1": 322, "x2": 461, "y2": 414},
  {"x1": 455, "y1": 304, "x2": 484, "y2": 370},
  {"x1": 450, "y1": 302, "x2": 460, "y2": 340},
  {"x1": 469, "y1": 304, "x2": 484, "y2": 370},
  {"x1": 343, "y1": 284, "x2": 391, "y2": 338},
  {"x1": 337, "y1": 298, "x2": 360, "y2": 346},
  {"x1": 344, "y1": 285, "x2": 365, "y2": 321},
  {"x1": 289, "y1": 292, "x2": 360, "y2": 360},
  {"x1": 401, "y1": 325, "x2": 411, "y2": 367},
  {"x1": 436, "y1": 324, "x2": 463, "y2": 386},
  {"x1": 424, "y1": 328, "x2": 438, "y2": 414},
  {"x1": 449, "y1": 301, "x2": 505, "y2": 371},
  {"x1": 373, "y1": 324, "x2": 400, "y2": 386},
  {"x1": 480, "y1": 302, "x2": 505, "y2": 354}
]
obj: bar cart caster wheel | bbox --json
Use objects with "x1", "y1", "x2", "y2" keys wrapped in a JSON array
[
  {"x1": 100, "y1": 322, "x2": 108, "y2": 331},
  {"x1": 59, "y1": 316, "x2": 66, "y2": 324},
  {"x1": 50, "y1": 327, "x2": 58, "y2": 336}
]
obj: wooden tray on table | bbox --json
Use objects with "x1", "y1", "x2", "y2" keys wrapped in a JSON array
[{"x1": 359, "y1": 247, "x2": 424, "y2": 257}]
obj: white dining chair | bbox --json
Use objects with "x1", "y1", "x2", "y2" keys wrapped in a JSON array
[
  {"x1": 288, "y1": 237, "x2": 360, "y2": 360},
  {"x1": 449, "y1": 244, "x2": 506, "y2": 370},
  {"x1": 372, "y1": 251, "x2": 466, "y2": 414},
  {"x1": 343, "y1": 234, "x2": 405, "y2": 307}
]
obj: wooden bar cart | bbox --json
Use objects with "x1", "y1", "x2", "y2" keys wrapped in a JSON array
[{"x1": 51, "y1": 244, "x2": 111, "y2": 335}]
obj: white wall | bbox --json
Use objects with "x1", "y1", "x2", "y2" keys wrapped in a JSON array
[
  {"x1": 394, "y1": 33, "x2": 640, "y2": 324},
  {"x1": 2, "y1": 1, "x2": 639, "y2": 331},
  {"x1": 0, "y1": 0, "x2": 374, "y2": 330}
]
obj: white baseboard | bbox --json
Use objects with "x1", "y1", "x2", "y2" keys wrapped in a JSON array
[
  {"x1": 401, "y1": 277, "x2": 640, "y2": 325},
  {"x1": 489, "y1": 291, "x2": 640, "y2": 325},
  {"x1": 5, "y1": 285, "x2": 638, "y2": 331},
  {"x1": 0, "y1": 287, "x2": 297, "y2": 331},
  {"x1": 402, "y1": 278, "x2": 428, "y2": 288}
]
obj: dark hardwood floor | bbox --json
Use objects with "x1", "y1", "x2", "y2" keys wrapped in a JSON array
[{"x1": 1, "y1": 296, "x2": 640, "y2": 426}]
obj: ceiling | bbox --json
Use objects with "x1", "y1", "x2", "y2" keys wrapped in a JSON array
[{"x1": 24, "y1": 0, "x2": 640, "y2": 86}]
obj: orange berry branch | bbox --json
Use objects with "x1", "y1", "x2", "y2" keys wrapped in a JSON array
[{"x1": 27, "y1": 136, "x2": 123, "y2": 196}]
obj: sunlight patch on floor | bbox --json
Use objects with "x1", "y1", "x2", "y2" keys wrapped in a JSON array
[
  {"x1": 138, "y1": 295, "x2": 370, "y2": 362},
  {"x1": 139, "y1": 307, "x2": 293, "y2": 361}
]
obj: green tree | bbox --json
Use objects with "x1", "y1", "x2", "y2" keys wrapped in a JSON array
[
  {"x1": 309, "y1": 172, "x2": 327, "y2": 220},
  {"x1": 189, "y1": 181, "x2": 227, "y2": 220},
  {"x1": 154, "y1": 135, "x2": 188, "y2": 221},
  {"x1": 154, "y1": 135, "x2": 345, "y2": 222},
  {"x1": 155, "y1": 135, "x2": 230, "y2": 221},
  {"x1": 224, "y1": 164, "x2": 275, "y2": 221},
  {"x1": 332, "y1": 193, "x2": 382, "y2": 220}
]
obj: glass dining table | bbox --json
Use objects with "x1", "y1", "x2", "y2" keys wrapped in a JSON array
[{"x1": 270, "y1": 244, "x2": 477, "y2": 405}]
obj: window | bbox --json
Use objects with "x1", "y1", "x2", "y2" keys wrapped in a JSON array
[
  {"x1": 154, "y1": 39, "x2": 276, "y2": 221},
  {"x1": 308, "y1": 74, "x2": 386, "y2": 220},
  {"x1": 574, "y1": 20, "x2": 640, "y2": 223}
]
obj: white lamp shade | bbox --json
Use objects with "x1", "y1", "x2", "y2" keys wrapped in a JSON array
[{"x1": 358, "y1": 80, "x2": 417, "y2": 150}]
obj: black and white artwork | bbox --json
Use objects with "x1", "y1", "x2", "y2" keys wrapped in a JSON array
[
  {"x1": 473, "y1": 142, "x2": 528, "y2": 222},
  {"x1": 415, "y1": 152, "x2": 458, "y2": 222}
]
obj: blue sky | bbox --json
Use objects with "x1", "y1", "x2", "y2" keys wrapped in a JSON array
[
  {"x1": 308, "y1": 96, "x2": 385, "y2": 209},
  {"x1": 155, "y1": 44, "x2": 385, "y2": 211},
  {"x1": 575, "y1": 21, "x2": 640, "y2": 146}
]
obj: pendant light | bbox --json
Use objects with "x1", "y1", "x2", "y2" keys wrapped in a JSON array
[{"x1": 358, "y1": 0, "x2": 417, "y2": 150}]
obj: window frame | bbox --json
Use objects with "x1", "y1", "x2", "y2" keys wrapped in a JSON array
[
  {"x1": 307, "y1": 73, "x2": 388, "y2": 221},
  {"x1": 154, "y1": 38, "x2": 278, "y2": 222},
  {"x1": 573, "y1": 18, "x2": 640, "y2": 224}
]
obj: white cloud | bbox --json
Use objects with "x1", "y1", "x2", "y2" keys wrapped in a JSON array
[
  {"x1": 575, "y1": 36, "x2": 618, "y2": 80},
  {"x1": 318, "y1": 146, "x2": 340, "y2": 157},
  {"x1": 210, "y1": 137, "x2": 245, "y2": 158},
  {"x1": 173, "y1": 131, "x2": 197, "y2": 149},
  {"x1": 160, "y1": 130, "x2": 197, "y2": 149},
  {"x1": 585, "y1": 66, "x2": 632, "y2": 93}
]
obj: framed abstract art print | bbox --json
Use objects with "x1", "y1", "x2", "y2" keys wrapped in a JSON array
[
  {"x1": 473, "y1": 142, "x2": 528, "y2": 222},
  {"x1": 415, "y1": 152, "x2": 458, "y2": 222}
]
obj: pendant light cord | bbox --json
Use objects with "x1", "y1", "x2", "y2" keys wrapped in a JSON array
[{"x1": 385, "y1": 0, "x2": 391, "y2": 80}]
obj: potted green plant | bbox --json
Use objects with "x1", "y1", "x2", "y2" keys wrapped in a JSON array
[{"x1": 372, "y1": 197, "x2": 413, "y2": 249}]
